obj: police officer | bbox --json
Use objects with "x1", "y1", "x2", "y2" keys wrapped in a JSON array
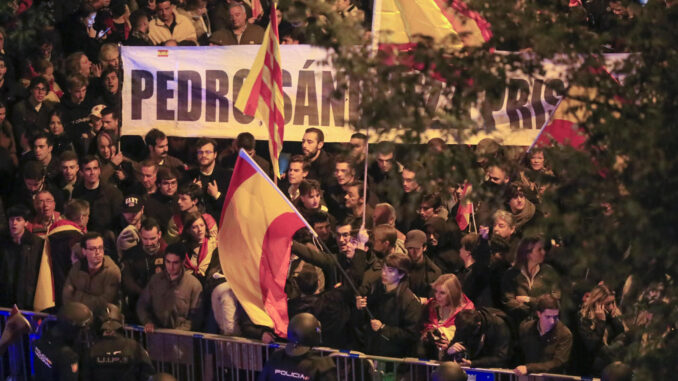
[
  {"x1": 33, "y1": 302, "x2": 94, "y2": 381},
  {"x1": 82, "y1": 304, "x2": 155, "y2": 380},
  {"x1": 258, "y1": 313, "x2": 336, "y2": 381}
]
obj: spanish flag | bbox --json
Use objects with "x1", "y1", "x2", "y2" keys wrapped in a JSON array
[
  {"x1": 377, "y1": 0, "x2": 492, "y2": 49},
  {"x1": 234, "y1": 1, "x2": 284, "y2": 178},
  {"x1": 531, "y1": 86, "x2": 595, "y2": 150},
  {"x1": 34, "y1": 220, "x2": 84, "y2": 312},
  {"x1": 218, "y1": 150, "x2": 310, "y2": 336}
]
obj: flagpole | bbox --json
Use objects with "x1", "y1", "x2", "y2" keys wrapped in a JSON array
[{"x1": 370, "y1": 0, "x2": 384, "y2": 52}]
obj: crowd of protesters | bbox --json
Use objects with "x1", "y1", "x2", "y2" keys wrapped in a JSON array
[{"x1": 0, "y1": 0, "x2": 647, "y2": 379}]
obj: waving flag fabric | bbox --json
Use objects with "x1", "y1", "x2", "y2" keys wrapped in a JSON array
[
  {"x1": 34, "y1": 220, "x2": 84, "y2": 312},
  {"x1": 531, "y1": 86, "x2": 595, "y2": 150},
  {"x1": 234, "y1": 1, "x2": 284, "y2": 178},
  {"x1": 455, "y1": 183, "x2": 473, "y2": 231},
  {"x1": 218, "y1": 150, "x2": 310, "y2": 336},
  {"x1": 377, "y1": 0, "x2": 491, "y2": 48}
]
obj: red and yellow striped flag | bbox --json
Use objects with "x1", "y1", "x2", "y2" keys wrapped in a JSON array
[
  {"x1": 234, "y1": 1, "x2": 284, "y2": 178},
  {"x1": 455, "y1": 183, "x2": 473, "y2": 231},
  {"x1": 34, "y1": 220, "x2": 84, "y2": 312},
  {"x1": 218, "y1": 150, "x2": 309, "y2": 336}
]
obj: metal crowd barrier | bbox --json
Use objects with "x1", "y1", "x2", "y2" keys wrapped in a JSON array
[{"x1": 1, "y1": 308, "x2": 598, "y2": 381}]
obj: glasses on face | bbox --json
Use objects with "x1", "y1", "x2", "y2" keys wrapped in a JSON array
[
  {"x1": 33, "y1": 87, "x2": 48, "y2": 93},
  {"x1": 86, "y1": 246, "x2": 105, "y2": 253}
]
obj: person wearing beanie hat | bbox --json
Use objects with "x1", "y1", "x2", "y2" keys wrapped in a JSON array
[{"x1": 355, "y1": 251, "x2": 422, "y2": 357}]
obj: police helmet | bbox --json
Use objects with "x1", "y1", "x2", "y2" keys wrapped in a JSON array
[
  {"x1": 57, "y1": 302, "x2": 93, "y2": 331},
  {"x1": 286, "y1": 313, "x2": 321, "y2": 356},
  {"x1": 433, "y1": 362, "x2": 468, "y2": 381},
  {"x1": 97, "y1": 303, "x2": 124, "y2": 333}
]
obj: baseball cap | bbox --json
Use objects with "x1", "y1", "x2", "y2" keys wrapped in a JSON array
[
  {"x1": 122, "y1": 195, "x2": 144, "y2": 213},
  {"x1": 405, "y1": 229, "x2": 427, "y2": 249}
]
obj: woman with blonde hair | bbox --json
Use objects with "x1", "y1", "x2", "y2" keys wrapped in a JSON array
[
  {"x1": 420, "y1": 273, "x2": 474, "y2": 360},
  {"x1": 577, "y1": 284, "x2": 626, "y2": 375}
]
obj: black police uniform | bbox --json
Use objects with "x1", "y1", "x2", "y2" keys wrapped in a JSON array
[
  {"x1": 33, "y1": 334, "x2": 81, "y2": 381},
  {"x1": 82, "y1": 333, "x2": 155, "y2": 380},
  {"x1": 258, "y1": 349, "x2": 337, "y2": 381}
]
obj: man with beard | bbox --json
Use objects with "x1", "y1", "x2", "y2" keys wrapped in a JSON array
[
  {"x1": 144, "y1": 128, "x2": 186, "y2": 177},
  {"x1": 58, "y1": 150, "x2": 80, "y2": 200},
  {"x1": 121, "y1": 218, "x2": 166, "y2": 323},
  {"x1": 186, "y1": 138, "x2": 232, "y2": 221},
  {"x1": 476, "y1": 162, "x2": 511, "y2": 227},
  {"x1": 301, "y1": 128, "x2": 334, "y2": 188}
]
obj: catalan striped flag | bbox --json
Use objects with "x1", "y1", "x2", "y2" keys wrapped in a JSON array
[
  {"x1": 34, "y1": 220, "x2": 84, "y2": 312},
  {"x1": 218, "y1": 150, "x2": 311, "y2": 336},
  {"x1": 376, "y1": 0, "x2": 492, "y2": 49},
  {"x1": 234, "y1": 1, "x2": 284, "y2": 178}
]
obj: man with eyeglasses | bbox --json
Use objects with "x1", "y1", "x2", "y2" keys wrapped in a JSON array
[
  {"x1": 11, "y1": 76, "x2": 54, "y2": 141},
  {"x1": 186, "y1": 137, "x2": 232, "y2": 221},
  {"x1": 63, "y1": 231, "x2": 121, "y2": 312}
]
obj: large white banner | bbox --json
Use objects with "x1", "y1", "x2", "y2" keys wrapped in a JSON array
[{"x1": 121, "y1": 46, "x2": 627, "y2": 145}]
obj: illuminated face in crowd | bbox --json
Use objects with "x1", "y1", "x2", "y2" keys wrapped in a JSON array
[
  {"x1": 141, "y1": 226, "x2": 162, "y2": 255},
  {"x1": 81, "y1": 160, "x2": 102, "y2": 187},
  {"x1": 376, "y1": 152, "x2": 394, "y2": 173},
  {"x1": 140, "y1": 165, "x2": 158, "y2": 192},
  {"x1": 61, "y1": 160, "x2": 79, "y2": 183},
  {"x1": 527, "y1": 241, "x2": 545, "y2": 265},
  {"x1": 335, "y1": 224, "x2": 352, "y2": 254},
  {"x1": 492, "y1": 217, "x2": 514, "y2": 239},
  {"x1": 101, "y1": 51, "x2": 120, "y2": 71},
  {"x1": 287, "y1": 162, "x2": 307, "y2": 185},
  {"x1": 104, "y1": 71, "x2": 119, "y2": 94},
  {"x1": 300, "y1": 189, "x2": 321, "y2": 210},
  {"x1": 313, "y1": 220, "x2": 331, "y2": 241},
  {"x1": 159, "y1": 177, "x2": 178, "y2": 196},
  {"x1": 530, "y1": 151, "x2": 545, "y2": 171},
  {"x1": 509, "y1": 192, "x2": 526, "y2": 213},
  {"x1": 49, "y1": 114, "x2": 64, "y2": 136},
  {"x1": 349, "y1": 137, "x2": 366, "y2": 159},
  {"x1": 164, "y1": 253, "x2": 183, "y2": 279},
  {"x1": 97, "y1": 136, "x2": 114, "y2": 160},
  {"x1": 157, "y1": 0, "x2": 174, "y2": 24},
  {"x1": 402, "y1": 169, "x2": 419, "y2": 193},
  {"x1": 417, "y1": 202, "x2": 435, "y2": 221},
  {"x1": 434, "y1": 284, "x2": 451, "y2": 307},
  {"x1": 151, "y1": 137, "x2": 169, "y2": 160},
  {"x1": 71, "y1": 86, "x2": 87, "y2": 105},
  {"x1": 344, "y1": 185, "x2": 361, "y2": 209},
  {"x1": 30, "y1": 83, "x2": 47, "y2": 104},
  {"x1": 102, "y1": 113, "x2": 119, "y2": 135},
  {"x1": 189, "y1": 217, "x2": 207, "y2": 241},
  {"x1": 486, "y1": 166, "x2": 509, "y2": 185},
  {"x1": 196, "y1": 143, "x2": 216, "y2": 168},
  {"x1": 229, "y1": 5, "x2": 247, "y2": 30},
  {"x1": 84, "y1": 237, "x2": 105, "y2": 270},
  {"x1": 9, "y1": 216, "x2": 27, "y2": 239},
  {"x1": 79, "y1": 55, "x2": 92, "y2": 77},
  {"x1": 381, "y1": 265, "x2": 404, "y2": 287},
  {"x1": 177, "y1": 194, "x2": 197, "y2": 212},
  {"x1": 334, "y1": 162, "x2": 354, "y2": 186},
  {"x1": 406, "y1": 243, "x2": 425, "y2": 264},
  {"x1": 302, "y1": 132, "x2": 323, "y2": 159},
  {"x1": 34, "y1": 192, "x2": 56, "y2": 219},
  {"x1": 537, "y1": 308, "x2": 559, "y2": 334},
  {"x1": 33, "y1": 138, "x2": 52, "y2": 163}
]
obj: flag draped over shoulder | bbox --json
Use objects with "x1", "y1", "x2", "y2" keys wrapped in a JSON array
[
  {"x1": 234, "y1": 2, "x2": 284, "y2": 178},
  {"x1": 218, "y1": 150, "x2": 308, "y2": 337},
  {"x1": 34, "y1": 220, "x2": 83, "y2": 312},
  {"x1": 377, "y1": 0, "x2": 492, "y2": 49}
]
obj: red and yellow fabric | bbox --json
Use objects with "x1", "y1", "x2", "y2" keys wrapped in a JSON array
[
  {"x1": 533, "y1": 86, "x2": 596, "y2": 149},
  {"x1": 34, "y1": 220, "x2": 84, "y2": 312},
  {"x1": 234, "y1": 1, "x2": 284, "y2": 178},
  {"x1": 455, "y1": 183, "x2": 473, "y2": 231},
  {"x1": 377, "y1": 0, "x2": 491, "y2": 49},
  {"x1": 218, "y1": 150, "x2": 308, "y2": 336}
]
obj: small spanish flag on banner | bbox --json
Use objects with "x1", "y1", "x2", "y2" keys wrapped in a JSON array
[{"x1": 218, "y1": 150, "x2": 310, "y2": 336}]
